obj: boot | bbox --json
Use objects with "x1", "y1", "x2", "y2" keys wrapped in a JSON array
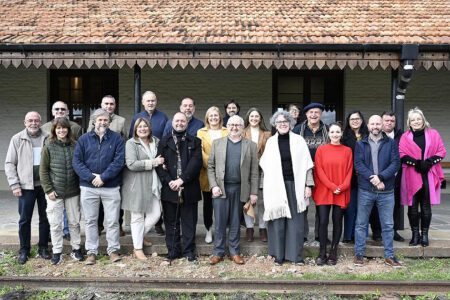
[
  {"x1": 246, "y1": 228, "x2": 254, "y2": 242},
  {"x1": 259, "y1": 229, "x2": 268, "y2": 242},
  {"x1": 327, "y1": 244, "x2": 338, "y2": 266},
  {"x1": 421, "y1": 228, "x2": 429, "y2": 247},
  {"x1": 409, "y1": 227, "x2": 421, "y2": 246}
]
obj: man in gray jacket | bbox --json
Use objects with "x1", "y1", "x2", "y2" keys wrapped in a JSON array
[
  {"x1": 207, "y1": 115, "x2": 259, "y2": 265},
  {"x1": 5, "y1": 111, "x2": 51, "y2": 264},
  {"x1": 41, "y1": 101, "x2": 82, "y2": 140}
]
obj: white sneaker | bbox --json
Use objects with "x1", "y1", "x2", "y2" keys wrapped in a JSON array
[{"x1": 205, "y1": 228, "x2": 213, "y2": 244}]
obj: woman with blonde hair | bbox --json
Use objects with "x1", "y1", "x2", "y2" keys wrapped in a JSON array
[
  {"x1": 121, "y1": 118, "x2": 164, "y2": 260},
  {"x1": 197, "y1": 106, "x2": 228, "y2": 243},
  {"x1": 242, "y1": 107, "x2": 271, "y2": 242},
  {"x1": 399, "y1": 107, "x2": 446, "y2": 247}
]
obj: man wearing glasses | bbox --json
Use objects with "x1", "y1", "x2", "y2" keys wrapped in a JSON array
[
  {"x1": 5, "y1": 112, "x2": 51, "y2": 264},
  {"x1": 41, "y1": 101, "x2": 82, "y2": 140},
  {"x1": 207, "y1": 115, "x2": 259, "y2": 265}
]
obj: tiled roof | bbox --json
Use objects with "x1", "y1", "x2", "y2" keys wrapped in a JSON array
[{"x1": 0, "y1": 0, "x2": 449, "y2": 45}]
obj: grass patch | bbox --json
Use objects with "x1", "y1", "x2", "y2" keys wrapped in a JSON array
[{"x1": 0, "y1": 250, "x2": 32, "y2": 276}]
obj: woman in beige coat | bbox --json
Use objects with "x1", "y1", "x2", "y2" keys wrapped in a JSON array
[
  {"x1": 122, "y1": 118, "x2": 164, "y2": 260},
  {"x1": 197, "y1": 106, "x2": 228, "y2": 243}
]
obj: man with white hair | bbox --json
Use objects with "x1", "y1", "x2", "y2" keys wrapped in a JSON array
[
  {"x1": 5, "y1": 111, "x2": 51, "y2": 264},
  {"x1": 208, "y1": 115, "x2": 259, "y2": 265},
  {"x1": 73, "y1": 108, "x2": 125, "y2": 265},
  {"x1": 41, "y1": 101, "x2": 82, "y2": 140}
]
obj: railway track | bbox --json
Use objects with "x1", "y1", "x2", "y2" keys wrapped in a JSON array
[{"x1": 1, "y1": 277, "x2": 450, "y2": 296}]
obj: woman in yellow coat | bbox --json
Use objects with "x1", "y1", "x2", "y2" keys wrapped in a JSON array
[{"x1": 197, "y1": 106, "x2": 228, "y2": 243}]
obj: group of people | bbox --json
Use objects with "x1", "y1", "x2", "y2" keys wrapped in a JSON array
[{"x1": 5, "y1": 92, "x2": 446, "y2": 269}]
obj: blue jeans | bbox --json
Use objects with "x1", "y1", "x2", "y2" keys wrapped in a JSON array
[
  {"x1": 18, "y1": 187, "x2": 50, "y2": 254},
  {"x1": 355, "y1": 188, "x2": 395, "y2": 258},
  {"x1": 343, "y1": 187, "x2": 358, "y2": 241}
]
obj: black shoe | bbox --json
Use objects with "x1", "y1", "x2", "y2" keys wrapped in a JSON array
[
  {"x1": 18, "y1": 252, "x2": 28, "y2": 265},
  {"x1": 186, "y1": 255, "x2": 198, "y2": 262},
  {"x1": 315, "y1": 256, "x2": 327, "y2": 266},
  {"x1": 38, "y1": 248, "x2": 51, "y2": 260},
  {"x1": 274, "y1": 258, "x2": 283, "y2": 266},
  {"x1": 51, "y1": 253, "x2": 63, "y2": 265},
  {"x1": 394, "y1": 231, "x2": 405, "y2": 242},
  {"x1": 372, "y1": 235, "x2": 382, "y2": 242},
  {"x1": 155, "y1": 225, "x2": 165, "y2": 236},
  {"x1": 421, "y1": 228, "x2": 429, "y2": 247},
  {"x1": 63, "y1": 233, "x2": 71, "y2": 241},
  {"x1": 409, "y1": 227, "x2": 421, "y2": 246},
  {"x1": 70, "y1": 249, "x2": 84, "y2": 261},
  {"x1": 342, "y1": 239, "x2": 354, "y2": 244}
]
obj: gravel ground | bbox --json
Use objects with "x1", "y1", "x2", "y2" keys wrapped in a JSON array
[{"x1": 2, "y1": 252, "x2": 395, "y2": 279}]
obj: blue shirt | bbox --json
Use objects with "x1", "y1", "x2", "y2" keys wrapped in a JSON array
[{"x1": 129, "y1": 109, "x2": 169, "y2": 139}]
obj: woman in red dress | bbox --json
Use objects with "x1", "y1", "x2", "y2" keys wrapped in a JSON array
[{"x1": 313, "y1": 123, "x2": 353, "y2": 265}]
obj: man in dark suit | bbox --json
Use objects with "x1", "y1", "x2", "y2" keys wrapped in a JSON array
[
  {"x1": 207, "y1": 115, "x2": 259, "y2": 265},
  {"x1": 156, "y1": 112, "x2": 202, "y2": 262}
]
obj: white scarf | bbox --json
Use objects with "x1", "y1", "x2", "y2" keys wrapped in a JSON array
[
  {"x1": 139, "y1": 137, "x2": 162, "y2": 201},
  {"x1": 260, "y1": 131, "x2": 314, "y2": 221}
]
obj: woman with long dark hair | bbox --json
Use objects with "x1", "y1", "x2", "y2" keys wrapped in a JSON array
[
  {"x1": 242, "y1": 107, "x2": 271, "y2": 242},
  {"x1": 313, "y1": 123, "x2": 353, "y2": 265},
  {"x1": 399, "y1": 107, "x2": 446, "y2": 247},
  {"x1": 342, "y1": 111, "x2": 368, "y2": 243},
  {"x1": 40, "y1": 117, "x2": 83, "y2": 265}
]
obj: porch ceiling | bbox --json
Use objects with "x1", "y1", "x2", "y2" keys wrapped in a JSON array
[{"x1": 0, "y1": 51, "x2": 448, "y2": 70}]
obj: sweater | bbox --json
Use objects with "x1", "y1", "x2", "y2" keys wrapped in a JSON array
[
  {"x1": 129, "y1": 109, "x2": 168, "y2": 139},
  {"x1": 313, "y1": 144, "x2": 353, "y2": 208},
  {"x1": 40, "y1": 139, "x2": 80, "y2": 198}
]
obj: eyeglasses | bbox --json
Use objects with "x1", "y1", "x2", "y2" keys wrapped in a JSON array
[
  {"x1": 54, "y1": 107, "x2": 67, "y2": 111},
  {"x1": 228, "y1": 123, "x2": 242, "y2": 128},
  {"x1": 349, "y1": 118, "x2": 361, "y2": 121},
  {"x1": 275, "y1": 120, "x2": 289, "y2": 125}
]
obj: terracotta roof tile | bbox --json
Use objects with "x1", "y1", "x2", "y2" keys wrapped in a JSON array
[{"x1": 0, "y1": 0, "x2": 448, "y2": 45}]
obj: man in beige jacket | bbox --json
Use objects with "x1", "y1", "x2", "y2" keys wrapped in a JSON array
[{"x1": 5, "y1": 111, "x2": 51, "y2": 264}]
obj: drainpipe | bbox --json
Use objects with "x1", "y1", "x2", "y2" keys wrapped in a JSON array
[
  {"x1": 394, "y1": 45, "x2": 419, "y2": 132},
  {"x1": 134, "y1": 64, "x2": 141, "y2": 114}
]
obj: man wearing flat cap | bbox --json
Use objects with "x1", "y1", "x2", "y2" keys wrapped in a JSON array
[{"x1": 293, "y1": 102, "x2": 329, "y2": 243}]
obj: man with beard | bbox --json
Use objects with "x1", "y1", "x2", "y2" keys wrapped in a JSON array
[
  {"x1": 223, "y1": 99, "x2": 240, "y2": 126},
  {"x1": 156, "y1": 112, "x2": 202, "y2": 262},
  {"x1": 5, "y1": 111, "x2": 51, "y2": 264},
  {"x1": 162, "y1": 98, "x2": 204, "y2": 137},
  {"x1": 208, "y1": 115, "x2": 259, "y2": 265},
  {"x1": 353, "y1": 115, "x2": 401, "y2": 268},
  {"x1": 73, "y1": 109, "x2": 125, "y2": 265}
]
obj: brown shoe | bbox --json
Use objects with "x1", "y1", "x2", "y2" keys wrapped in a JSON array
[
  {"x1": 230, "y1": 255, "x2": 245, "y2": 265},
  {"x1": 209, "y1": 255, "x2": 223, "y2": 265},
  {"x1": 143, "y1": 237, "x2": 153, "y2": 247},
  {"x1": 246, "y1": 228, "x2": 254, "y2": 242},
  {"x1": 133, "y1": 249, "x2": 147, "y2": 261},
  {"x1": 155, "y1": 224, "x2": 165, "y2": 236},
  {"x1": 259, "y1": 229, "x2": 268, "y2": 242},
  {"x1": 110, "y1": 251, "x2": 122, "y2": 263},
  {"x1": 85, "y1": 254, "x2": 96, "y2": 265},
  {"x1": 120, "y1": 226, "x2": 126, "y2": 237}
]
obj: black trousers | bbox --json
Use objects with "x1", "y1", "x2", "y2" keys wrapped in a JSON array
[
  {"x1": 317, "y1": 205, "x2": 343, "y2": 256},
  {"x1": 408, "y1": 186, "x2": 432, "y2": 230},
  {"x1": 202, "y1": 191, "x2": 213, "y2": 230},
  {"x1": 162, "y1": 201, "x2": 198, "y2": 259}
]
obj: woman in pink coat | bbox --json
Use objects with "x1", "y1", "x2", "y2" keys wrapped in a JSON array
[{"x1": 399, "y1": 107, "x2": 446, "y2": 247}]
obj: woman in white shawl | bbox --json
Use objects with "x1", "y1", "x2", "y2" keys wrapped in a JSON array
[
  {"x1": 260, "y1": 110, "x2": 314, "y2": 266},
  {"x1": 121, "y1": 118, "x2": 164, "y2": 260}
]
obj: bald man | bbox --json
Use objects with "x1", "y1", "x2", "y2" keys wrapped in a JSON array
[
  {"x1": 5, "y1": 111, "x2": 51, "y2": 264},
  {"x1": 353, "y1": 115, "x2": 401, "y2": 268}
]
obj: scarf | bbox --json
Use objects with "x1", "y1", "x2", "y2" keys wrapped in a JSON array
[{"x1": 260, "y1": 131, "x2": 314, "y2": 221}]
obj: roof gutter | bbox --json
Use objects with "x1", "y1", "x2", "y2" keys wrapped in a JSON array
[{"x1": 0, "y1": 43, "x2": 449, "y2": 53}]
